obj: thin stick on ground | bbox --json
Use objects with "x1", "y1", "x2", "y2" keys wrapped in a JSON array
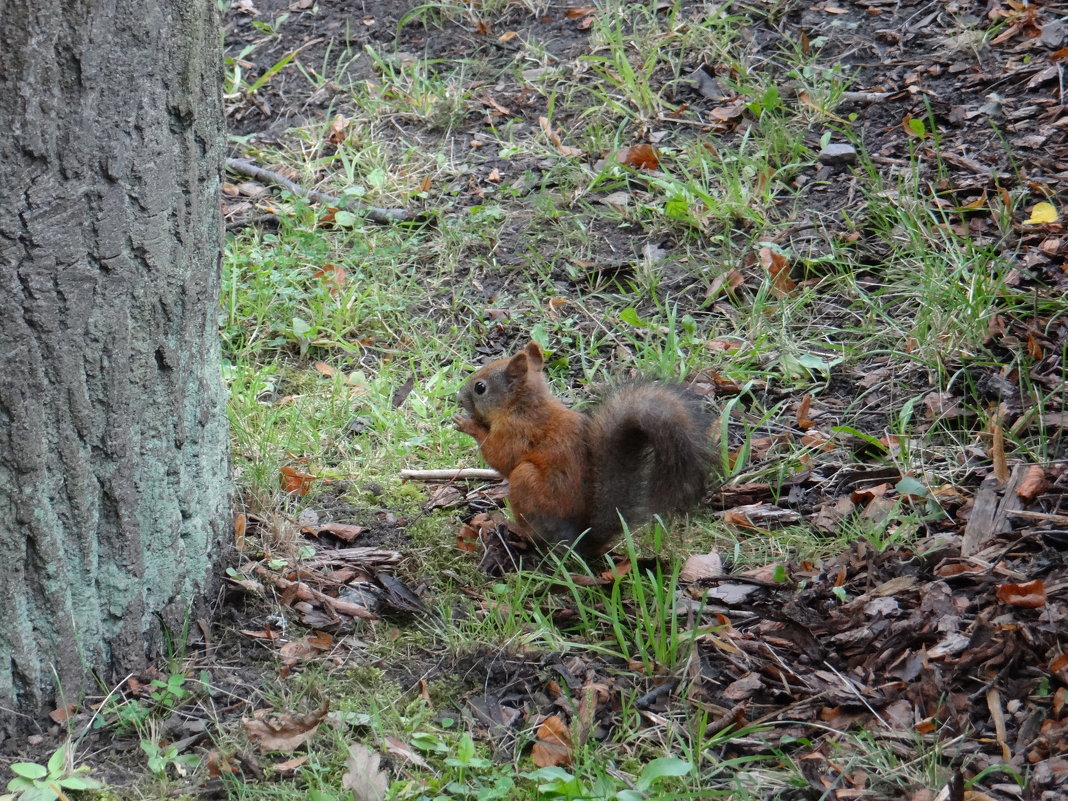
[
  {"x1": 400, "y1": 468, "x2": 502, "y2": 481},
  {"x1": 226, "y1": 157, "x2": 420, "y2": 225}
]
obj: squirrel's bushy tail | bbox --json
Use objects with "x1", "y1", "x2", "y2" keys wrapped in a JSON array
[{"x1": 585, "y1": 382, "x2": 715, "y2": 553}]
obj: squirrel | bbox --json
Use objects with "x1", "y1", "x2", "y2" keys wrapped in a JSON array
[{"x1": 454, "y1": 342, "x2": 715, "y2": 557}]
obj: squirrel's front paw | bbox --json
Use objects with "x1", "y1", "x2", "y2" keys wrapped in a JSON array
[{"x1": 453, "y1": 413, "x2": 474, "y2": 432}]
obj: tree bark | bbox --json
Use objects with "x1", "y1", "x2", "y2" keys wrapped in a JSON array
[{"x1": 0, "y1": 0, "x2": 230, "y2": 735}]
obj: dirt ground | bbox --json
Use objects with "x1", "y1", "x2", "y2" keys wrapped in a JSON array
[{"x1": 3, "y1": 1, "x2": 1066, "y2": 798}]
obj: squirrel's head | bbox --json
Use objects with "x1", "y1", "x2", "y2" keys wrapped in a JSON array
[{"x1": 458, "y1": 342, "x2": 546, "y2": 425}]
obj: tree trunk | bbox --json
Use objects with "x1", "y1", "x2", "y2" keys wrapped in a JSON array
[{"x1": 0, "y1": 0, "x2": 229, "y2": 735}]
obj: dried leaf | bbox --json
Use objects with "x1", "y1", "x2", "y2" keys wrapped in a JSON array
[
  {"x1": 313, "y1": 361, "x2": 335, "y2": 377},
  {"x1": 310, "y1": 523, "x2": 366, "y2": 542},
  {"x1": 1015, "y1": 465, "x2": 1048, "y2": 501},
  {"x1": 796, "y1": 394, "x2": 814, "y2": 430},
  {"x1": 327, "y1": 114, "x2": 349, "y2": 145},
  {"x1": 384, "y1": 736, "x2": 430, "y2": 769},
  {"x1": 280, "y1": 466, "x2": 317, "y2": 495},
  {"x1": 314, "y1": 263, "x2": 347, "y2": 291},
  {"x1": 991, "y1": 422, "x2": 1009, "y2": 484},
  {"x1": 995, "y1": 579, "x2": 1046, "y2": 608},
  {"x1": 564, "y1": 5, "x2": 596, "y2": 17},
  {"x1": 49, "y1": 704, "x2": 77, "y2": 724},
  {"x1": 537, "y1": 116, "x2": 582, "y2": 157},
  {"x1": 243, "y1": 699, "x2": 329, "y2": 752},
  {"x1": 204, "y1": 750, "x2": 239, "y2": 777},
  {"x1": 709, "y1": 101, "x2": 745, "y2": 122},
  {"x1": 679, "y1": 551, "x2": 723, "y2": 582},
  {"x1": 531, "y1": 715, "x2": 573, "y2": 767},
  {"x1": 235, "y1": 512, "x2": 247, "y2": 550},
  {"x1": 1023, "y1": 201, "x2": 1059, "y2": 224},
  {"x1": 274, "y1": 754, "x2": 308, "y2": 775},
  {"x1": 616, "y1": 144, "x2": 660, "y2": 169},
  {"x1": 1050, "y1": 652, "x2": 1068, "y2": 683},
  {"x1": 456, "y1": 522, "x2": 480, "y2": 552},
  {"x1": 723, "y1": 673, "x2": 763, "y2": 701},
  {"x1": 342, "y1": 742, "x2": 389, "y2": 801},
  {"x1": 758, "y1": 246, "x2": 795, "y2": 293}
]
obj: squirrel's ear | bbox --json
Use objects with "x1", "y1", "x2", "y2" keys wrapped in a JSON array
[
  {"x1": 523, "y1": 342, "x2": 544, "y2": 371},
  {"x1": 505, "y1": 350, "x2": 530, "y2": 381}
]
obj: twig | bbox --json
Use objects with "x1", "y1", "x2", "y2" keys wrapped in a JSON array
[
  {"x1": 250, "y1": 562, "x2": 376, "y2": 619},
  {"x1": 400, "y1": 468, "x2": 502, "y2": 481},
  {"x1": 838, "y1": 90, "x2": 893, "y2": 104},
  {"x1": 225, "y1": 213, "x2": 280, "y2": 231},
  {"x1": 225, "y1": 157, "x2": 419, "y2": 225}
]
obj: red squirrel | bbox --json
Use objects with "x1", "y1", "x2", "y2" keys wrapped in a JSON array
[{"x1": 454, "y1": 342, "x2": 715, "y2": 556}]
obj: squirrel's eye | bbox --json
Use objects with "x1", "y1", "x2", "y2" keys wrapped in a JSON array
[{"x1": 473, "y1": 381, "x2": 487, "y2": 395}]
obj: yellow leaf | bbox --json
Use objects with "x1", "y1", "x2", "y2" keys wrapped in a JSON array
[{"x1": 1023, "y1": 201, "x2": 1059, "y2": 225}]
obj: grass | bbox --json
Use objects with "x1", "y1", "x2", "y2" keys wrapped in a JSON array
[{"x1": 47, "y1": 0, "x2": 1063, "y2": 798}]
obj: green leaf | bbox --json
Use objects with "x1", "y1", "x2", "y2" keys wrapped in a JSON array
[
  {"x1": 664, "y1": 195, "x2": 690, "y2": 221},
  {"x1": 895, "y1": 476, "x2": 928, "y2": 497},
  {"x1": 45, "y1": 746, "x2": 65, "y2": 777},
  {"x1": 247, "y1": 48, "x2": 297, "y2": 93},
  {"x1": 830, "y1": 425, "x2": 889, "y2": 453},
  {"x1": 635, "y1": 757, "x2": 692, "y2": 791},
  {"x1": 10, "y1": 763, "x2": 47, "y2": 780},
  {"x1": 5, "y1": 778, "x2": 34, "y2": 792},
  {"x1": 411, "y1": 732, "x2": 448, "y2": 752},
  {"x1": 796, "y1": 352, "x2": 844, "y2": 372},
  {"x1": 291, "y1": 317, "x2": 312, "y2": 338},
  {"x1": 529, "y1": 322, "x2": 549, "y2": 349},
  {"x1": 308, "y1": 791, "x2": 340, "y2": 801},
  {"x1": 57, "y1": 776, "x2": 104, "y2": 790},
  {"x1": 907, "y1": 117, "x2": 926, "y2": 138},
  {"x1": 523, "y1": 766, "x2": 584, "y2": 795},
  {"x1": 772, "y1": 564, "x2": 788, "y2": 582},
  {"x1": 619, "y1": 307, "x2": 646, "y2": 328},
  {"x1": 334, "y1": 210, "x2": 358, "y2": 228},
  {"x1": 367, "y1": 167, "x2": 387, "y2": 190}
]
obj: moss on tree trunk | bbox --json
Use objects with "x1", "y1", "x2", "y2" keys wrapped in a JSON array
[{"x1": 0, "y1": 0, "x2": 230, "y2": 734}]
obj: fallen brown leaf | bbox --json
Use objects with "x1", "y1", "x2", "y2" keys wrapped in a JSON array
[
  {"x1": 280, "y1": 465, "x2": 316, "y2": 495},
  {"x1": 1016, "y1": 465, "x2": 1048, "y2": 501},
  {"x1": 313, "y1": 263, "x2": 347, "y2": 291},
  {"x1": 384, "y1": 735, "x2": 430, "y2": 769},
  {"x1": 532, "y1": 714, "x2": 573, "y2": 767},
  {"x1": 679, "y1": 551, "x2": 723, "y2": 582},
  {"x1": 311, "y1": 522, "x2": 366, "y2": 542},
  {"x1": 49, "y1": 703, "x2": 77, "y2": 724},
  {"x1": 327, "y1": 114, "x2": 349, "y2": 145},
  {"x1": 203, "y1": 750, "x2": 239, "y2": 777},
  {"x1": 796, "y1": 393, "x2": 814, "y2": 430},
  {"x1": 243, "y1": 699, "x2": 329, "y2": 752},
  {"x1": 758, "y1": 246, "x2": 795, "y2": 294},
  {"x1": 342, "y1": 742, "x2": 389, "y2": 801},
  {"x1": 616, "y1": 144, "x2": 659, "y2": 169},
  {"x1": 991, "y1": 421, "x2": 1009, "y2": 484},
  {"x1": 274, "y1": 754, "x2": 308, "y2": 775},
  {"x1": 995, "y1": 579, "x2": 1046, "y2": 608}
]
